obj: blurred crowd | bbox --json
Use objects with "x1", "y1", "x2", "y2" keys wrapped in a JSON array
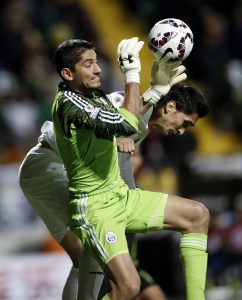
[
  {"x1": 0, "y1": 0, "x2": 119, "y2": 164},
  {"x1": 1, "y1": 0, "x2": 242, "y2": 162},
  {"x1": 1, "y1": 0, "x2": 242, "y2": 298}
]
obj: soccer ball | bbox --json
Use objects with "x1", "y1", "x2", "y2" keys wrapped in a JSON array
[{"x1": 148, "y1": 18, "x2": 194, "y2": 62}]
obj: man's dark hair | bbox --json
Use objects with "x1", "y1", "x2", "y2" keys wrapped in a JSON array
[
  {"x1": 157, "y1": 84, "x2": 209, "y2": 118},
  {"x1": 54, "y1": 39, "x2": 94, "y2": 78}
]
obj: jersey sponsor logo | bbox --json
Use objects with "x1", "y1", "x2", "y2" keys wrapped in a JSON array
[{"x1": 105, "y1": 232, "x2": 118, "y2": 244}]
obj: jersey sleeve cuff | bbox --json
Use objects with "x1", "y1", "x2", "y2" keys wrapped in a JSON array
[{"x1": 119, "y1": 108, "x2": 139, "y2": 131}]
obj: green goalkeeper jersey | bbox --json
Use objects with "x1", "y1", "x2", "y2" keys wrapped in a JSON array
[{"x1": 52, "y1": 83, "x2": 139, "y2": 194}]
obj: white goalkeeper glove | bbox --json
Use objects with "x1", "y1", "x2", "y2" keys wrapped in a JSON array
[
  {"x1": 117, "y1": 37, "x2": 144, "y2": 84},
  {"x1": 143, "y1": 60, "x2": 187, "y2": 105}
]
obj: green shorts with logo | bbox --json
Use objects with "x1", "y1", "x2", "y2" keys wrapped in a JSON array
[{"x1": 69, "y1": 180, "x2": 168, "y2": 268}]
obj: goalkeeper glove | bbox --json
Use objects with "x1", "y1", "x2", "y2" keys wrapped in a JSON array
[
  {"x1": 117, "y1": 37, "x2": 144, "y2": 84},
  {"x1": 143, "y1": 60, "x2": 187, "y2": 105}
]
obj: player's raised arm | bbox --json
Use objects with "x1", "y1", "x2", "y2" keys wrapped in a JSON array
[{"x1": 54, "y1": 88, "x2": 139, "y2": 139}]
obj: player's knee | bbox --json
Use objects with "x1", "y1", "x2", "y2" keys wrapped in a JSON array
[
  {"x1": 114, "y1": 273, "x2": 140, "y2": 298},
  {"x1": 192, "y1": 201, "x2": 210, "y2": 231},
  {"x1": 122, "y1": 276, "x2": 141, "y2": 298}
]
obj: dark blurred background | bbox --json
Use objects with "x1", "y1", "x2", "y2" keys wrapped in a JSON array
[{"x1": 0, "y1": 0, "x2": 242, "y2": 299}]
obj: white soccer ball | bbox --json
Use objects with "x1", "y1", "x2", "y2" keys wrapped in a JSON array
[{"x1": 148, "y1": 18, "x2": 194, "y2": 62}]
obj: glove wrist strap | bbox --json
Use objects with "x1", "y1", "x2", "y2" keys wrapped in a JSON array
[
  {"x1": 143, "y1": 88, "x2": 163, "y2": 103},
  {"x1": 125, "y1": 72, "x2": 140, "y2": 84}
]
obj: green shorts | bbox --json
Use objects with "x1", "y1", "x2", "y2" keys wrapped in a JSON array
[{"x1": 69, "y1": 181, "x2": 168, "y2": 268}]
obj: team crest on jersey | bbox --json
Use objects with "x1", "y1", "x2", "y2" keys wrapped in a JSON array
[
  {"x1": 105, "y1": 232, "x2": 118, "y2": 244},
  {"x1": 108, "y1": 92, "x2": 124, "y2": 108},
  {"x1": 113, "y1": 95, "x2": 123, "y2": 107}
]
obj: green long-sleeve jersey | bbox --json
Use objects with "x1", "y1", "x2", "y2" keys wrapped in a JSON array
[{"x1": 52, "y1": 83, "x2": 139, "y2": 194}]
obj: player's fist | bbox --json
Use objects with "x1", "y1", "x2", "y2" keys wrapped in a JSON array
[
  {"x1": 117, "y1": 37, "x2": 144, "y2": 84},
  {"x1": 117, "y1": 137, "x2": 135, "y2": 154}
]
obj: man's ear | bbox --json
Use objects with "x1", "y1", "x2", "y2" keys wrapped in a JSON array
[
  {"x1": 165, "y1": 100, "x2": 177, "y2": 113},
  {"x1": 61, "y1": 68, "x2": 73, "y2": 81}
]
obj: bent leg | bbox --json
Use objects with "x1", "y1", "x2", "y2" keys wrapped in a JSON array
[
  {"x1": 104, "y1": 253, "x2": 141, "y2": 300},
  {"x1": 162, "y1": 195, "x2": 209, "y2": 234},
  {"x1": 163, "y1": 195, "x2": 210, "y2": 300},
  {"x1": 126, "y1": 189, "x2": 209, "y2": 300}
]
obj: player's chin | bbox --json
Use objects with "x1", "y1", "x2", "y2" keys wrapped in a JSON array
[{"x1": 89, "y1": 81, "x2": 101, "y2": 88}]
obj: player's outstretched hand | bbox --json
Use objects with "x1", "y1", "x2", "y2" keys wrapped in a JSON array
[
  {"x1": 117, "y1": 37, "x2": 144, "y2": 84},
  {"x1": 143, "y1": 60, "x2": 187, "y2": 105}
]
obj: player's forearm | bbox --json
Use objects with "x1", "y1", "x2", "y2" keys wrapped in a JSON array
[{"x1": 121, "y1": 83, "x2": 141, "y2": 117}]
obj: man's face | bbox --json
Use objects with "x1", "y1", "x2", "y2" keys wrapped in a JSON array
[
  {"x1": 63, "y1": 49, "x2": 102, "y2": 92},
  {"x1": 149, "y1": 101, "x2": 199, "y2": 136}
]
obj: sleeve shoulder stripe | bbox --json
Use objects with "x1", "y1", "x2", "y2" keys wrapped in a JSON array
[
  {"x1": 98, "y1": 116, "x2": 124, "y2": 124},
  {"x1": 70, "y1": 92, "x2": 91, "y2": 107},
  {"x1": 64, "y1": 90, "x2": 125, "y2": 124},
  {"x1": 99, "y1": 112, "x2": 123, "y2": 123},
  {"x1": 100, "y1": 109, "x2": 120, "y2": 116},
  {"x1": 99, "y1": 110, "x2": 123, "y2": 120},
  {"x1": 64, "y1": 91, "x2": 90, "y2": 110}
]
